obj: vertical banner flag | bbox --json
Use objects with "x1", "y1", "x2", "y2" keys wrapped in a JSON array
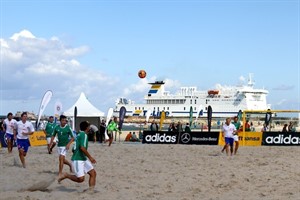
[
  {"x1": 195, "y1": 105, "x2": 203, "y2": 121},
  {"x1": 207, "y1": 105, "x2": 212, "y2": 132},
  {"x1": 146, "y1": 109, "x2": 152, "y2": 123},
  {"x1": 105, "y1": 108, "x2": 114, "y2": 140},
  {"x1": 189, "y1": 106, "x2": 193, "y2": 128},
  {"x1": 54, "y1": 100, "x2": 62, "y2": 123},
  {"x1": 159, "y1": 111, "x2": 165, "y2": 131},
  {"x1": 118, "y1": 106, "x2": 126, "y2": 143},
  {"x1": 237, "y1": 110, "x2": 242, "y2": 121},
  {"x1": 37, "y1": 90, "x2": 53, "y2": 129},
  {"x1": 118, "y1": 106, "x2": 126, "y2": 131},
  {"x1": 73, "y1": 106, "x2": 77, "y2": 131}
]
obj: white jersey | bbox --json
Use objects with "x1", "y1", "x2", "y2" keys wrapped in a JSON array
[
  {"x1": 16, "y1": 121, "x2": 35, "y2": 139},
  {"x1": 222, "y1": 123, "x2": 236, "y2": 138},
  {"x1": 3, "y1": 118, "x2": 17, "y2": 135}
]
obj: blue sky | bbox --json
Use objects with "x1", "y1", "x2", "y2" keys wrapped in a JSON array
[{"x1": 0, "y1": 0, "x2": 299, "y2": 116}]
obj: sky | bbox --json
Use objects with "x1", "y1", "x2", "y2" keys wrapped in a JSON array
[{"x1": 0, "y1": 0, "x2": 299, "y2": 117}]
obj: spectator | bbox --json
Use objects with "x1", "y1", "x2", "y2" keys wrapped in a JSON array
[
  {"x1": 288, "y1": 122, "x2": 295, "y2": 132},
  {"x1": 90, "y1": 124, "x2": 99, "y2": 143},
  {"x1": 261, "y1": 123, "x2": 268, "y2": 132},
  {"x1": 125, "y1": 132, "x2": 132, "y2": 142},
  {"x1": 184, "y1": 123, "x2": 191, "y2": 133},
  {"x1": 131, "y1": 132, "x2": 139, "y2": 142},
  {"x1": 282, "y1": 124, "x2": 288, "y2": 132},
  {"x1": 150, "y1": 120, "x2": 159, "y2": 132},
  {"x1": 176, "y1": 121, "x2": 183, "y2": 133},
  {"x1": 250, "y1": 122, "x2": 255, "y2": 132},
  {"x1": 244, "y1": 120, "x2": 251, "y2": 132},
  {"x1": 138, "y1": 131, "x2": 143, "y2": 141},
  {"x1": 99, "y1": 119, "x2": 106, "y2": 143},
  {"x1": 168, "y1": 122, "x2": 176, "y2": 132}
]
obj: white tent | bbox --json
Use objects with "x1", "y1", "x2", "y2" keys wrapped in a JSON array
[
  {"x1": 63, "y1": 92, "x2": 104, "y2": 135},
  {"x1": 64, "y1": 92, "x2": 104, "y2": 117}
]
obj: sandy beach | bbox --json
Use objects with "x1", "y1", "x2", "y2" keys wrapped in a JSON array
[{"x1": 0, "y1": 141, "x2": 299, "y2": 200}]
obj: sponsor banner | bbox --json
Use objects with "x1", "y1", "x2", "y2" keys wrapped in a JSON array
[
  {"x1": 143, "y1": 131, "x2": 178, "y2": 144},
  {"x1": 262, "y1": 132, "x2": 300, "y2": 146},
  {"x1": 179, "y1": 131, "x2": 219, "y2": 145},
  {"x1": 29, "y1": 131, "x2": 47, "y2": 146},
  {"x1": 218, "y1": 132, "x2": 262, "y2": 146},
  {"x1": 142, "y1": 131, "x2": 219, "y2": 145}
]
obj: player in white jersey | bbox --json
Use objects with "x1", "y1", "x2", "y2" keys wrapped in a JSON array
[
  {"x1": 221, "y1": 117, "x2": 236, "y2": 156},
  {"x1": 15, "y1": 112, "x2": 35, "y2": 168},
  {"x1": 3, "y1": 112, "x2": 17, "y2": 153}
]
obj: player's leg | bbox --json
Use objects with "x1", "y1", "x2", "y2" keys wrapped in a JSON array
[
  {"x1": 59, "y1": 160, "x2": 85, "y2": 183},
  {"x1": 234, "y1": 141, "x2": 239, "y2": 155},
  {"x1": 85, "y1": 160, "x2": 96, "y2": 189},
  {"x1": 64, "y1": 158, "x2": 73, "y2": 172},
  {"x1": 46, "y1": 137, "x2": 51, "y2": 154},
  {"x1": 59, "y1": 154, "x2": 65, "y2": 176},
  {"x1": 6, "y1": 134, "x2": 13, "y2": 153}
]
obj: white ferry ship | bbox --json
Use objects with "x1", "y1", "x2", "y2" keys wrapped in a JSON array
[{"x1": 114, "y1": 74, "x2": 271, "y2": 118}]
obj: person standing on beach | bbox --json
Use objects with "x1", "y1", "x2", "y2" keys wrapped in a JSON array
[
  {"x1": 50, "y1": 115, "x2": 74, "y2": 177},
  {"x1": 99, "y1": 119, "x2": 106, "y2": 143},
  {"x1": 3, "y1": 112, "x2": 17, "y2": 153},
  {"x1": 58, "y1": 121, "x2": 97, "y2": 191},
  {"x1": 221, "y1": 117, "x2": 236, "y2": 156},
  {"x1": 231, "y1": 116, "x2": 241, "y2": 155},
  {"x1": 89, "y1": 124, "x2": 99, "y2": 143},
  {"x1": 184, "y1": 123, "x2": 191, "y2": 133},
  {"x1": 150, "y1": 120, "x2": 158, "y2": 132},
  {"x1": 43, "y1": 116, "x2": 57, "y2": 154},
  {"x1": 107, "y1": 117, "x2": 118, "y2": 146},
  {"x1": 15, "y1": 112, "x2": 34, "y2": 168}
]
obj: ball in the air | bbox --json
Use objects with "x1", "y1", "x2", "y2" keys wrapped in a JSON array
[{"x1": 138, "y1": 70, "x2": 146, "y2": 78}]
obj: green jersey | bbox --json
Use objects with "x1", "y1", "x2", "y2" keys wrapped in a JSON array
[
  {"x1": 72, "y1": 131, "x2": 88, "y2": 161},
  {"x1": 107, "y1": 121, "x2": 118, "y2": 132},
  {"x1": 53, "y1": 124, "x2": 73, "y2": 147},
  {"x1": 232, "y1": 121, "x2": 241, "y2": 130},
  {"x1": 45, "y1": 122, "x2": 56, "y2": 138}
]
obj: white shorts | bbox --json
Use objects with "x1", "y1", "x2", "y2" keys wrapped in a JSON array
[
  {"x1": 233, "y1": 135, "x2": 239, "y2": 142},
  {"x1": 72, "y1": 160, "x2": 94, "y2": 177},
  {"x1": 57, "y1": 146, "x2": 67, "y2": 156},
  {"x1": 46, "y1": 137, "x2": 58, "y2": 144}
]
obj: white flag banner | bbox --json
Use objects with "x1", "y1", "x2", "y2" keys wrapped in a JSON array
[
  {"x1": 195, "y1": 105, "x2": 203, "y2": 121},
  {"x1": 146, "y1": 109, "x2": 151, "y2": 123},
  {"x1": 37, "y1": 90, "x2": 53, "y2": 129},
  {"x1": 105, "y1": 108, "x2": 114, "y2": 140},
  {"x1": 54, "y1": 100, "x2": 63, "y2": 119}
]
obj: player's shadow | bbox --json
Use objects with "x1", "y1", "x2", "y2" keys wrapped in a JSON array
[{"x1": 56, "y1": 185, "x2": 78, "y2": 193}]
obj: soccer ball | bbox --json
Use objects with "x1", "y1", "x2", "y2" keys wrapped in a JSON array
[{"x1": 138, "y1": 70, "x2": 146, "y2": 78}]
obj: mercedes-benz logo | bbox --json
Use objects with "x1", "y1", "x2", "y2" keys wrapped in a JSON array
[{"x1": 181, "y1": 132, "x2": 191, "y2": 144}]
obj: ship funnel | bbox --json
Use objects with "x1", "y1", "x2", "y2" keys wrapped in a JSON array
[
  {"x1": 248, "y1": 73, "x2": 255, "y2": 87},
  {"x1": 148, "y1": 81, "x2": 165, "y2": 96}
]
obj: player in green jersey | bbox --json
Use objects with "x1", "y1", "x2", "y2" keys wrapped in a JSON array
[
  {"x1": 50, "y1": 115, "x2": 74, "y2": 177},
  {"x1": 107, "y1": 117, "x2": 119, "y2": 146},
  {"x1": 58, "y1": 121, "x2": 97, "y2": 192},
  {"x1": 231, "y1": 116, "x2": 241, "y2": 155},
  {"x1": 43, "y1": 116, "x2": 57, "y2": 154}
]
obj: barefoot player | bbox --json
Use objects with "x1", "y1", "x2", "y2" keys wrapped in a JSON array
[
  {"x1": 221, "y1": 117, "x2": 236, "y2": 156},
  {"x1": 50, "y1": 115, "x2": 74, "y2": 177},
  {"x1": 3, "y1": 112, "x2": 17, "y2": 153},
  {"x1": 43, "y1": 116, "x2": 57, "y2": 154},
  {"x1": 15, "y1": 112, "x2": 34, "y2": 168},
  {"x1": 58, "y1": 121, "x2": 97, "y2": 191}
]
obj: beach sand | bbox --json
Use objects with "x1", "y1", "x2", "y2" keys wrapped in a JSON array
[{"x1": 0, "y1": 141, "x2": 299, "y2": 200}]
